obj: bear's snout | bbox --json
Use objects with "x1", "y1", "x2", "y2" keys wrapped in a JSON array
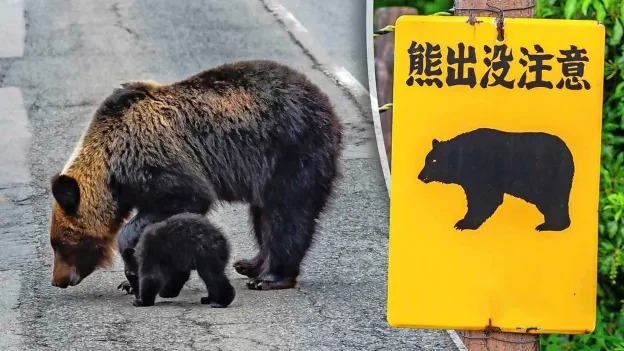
[
  {"x1": 418, "y1": 169, "x2": 431, "y2": 183},
  {"x1": 51, "y1": 259, "x2": 83, "y2": 288}
]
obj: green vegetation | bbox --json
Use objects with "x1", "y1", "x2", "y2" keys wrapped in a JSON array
[
  {"x1": 373, "y1": 0, "x2": 624, "y2": 349},
  {"x1": 539, "y1": 2, "x2": 624, "y2": 349}
]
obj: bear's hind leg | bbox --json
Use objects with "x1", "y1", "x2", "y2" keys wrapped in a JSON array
[
  {"x1": 246, "y1": 152, "x2": 337, "y2": 291},
  {"x1": 535, "y1": 201, "x2": 571, "y2": 231},
  {"x1": 455, "y1": 189, "x2": 504, "y2": 231},
  {"x1": 197, "y1": 267, "x2": 235, "y2": 308},
  {"x1": 246, "y1": 192, "x2": 328, "y2": 291},
  {"x1": 233, "y1": 205, "x2": 265, "y2": 278}
]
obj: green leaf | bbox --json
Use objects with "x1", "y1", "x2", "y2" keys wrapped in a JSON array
[
  {"x1": 604, "y1": 123, "x2": 620, "y2": 131},
  {"x1": 604, "y1": 145, "x2": 615, "y2": 159},
  {"x1": 616, "y1": 152, "x2": 624, "y2": 170},
  {"x1": 593, "y1": 0, "x2": 607, "y2": 21},
  {"x1": 621, "y1": 0, "x2": 624, "y2": 23},
  {"x1": 610, "y1": 19, "x2": 624, "y2": 47},
  {"x1": 613, "y1": 136, "x2": 624, "y2": 145},
  {"x1": 615, "y1": 209, "x2": 622, "y2": 221},
  {"x1": 582, "y1": 0, "x2": 593, "y2": 14},
  {"x1": 602, "y1": 240, "x2": 615, "y2": 250},
  {"x1": 565, "y1": 0, "x2": 579, "y2": 18},
  {"x1": 608, "y1": 221, "x2": 619, "y2": 237},
  {"x1": 615, "y1": 82, "x2": 624, "y2": 97}
]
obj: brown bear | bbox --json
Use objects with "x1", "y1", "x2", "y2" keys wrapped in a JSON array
[{"x1": 48, "y1": 59, "x2": 343, "y2": 291}]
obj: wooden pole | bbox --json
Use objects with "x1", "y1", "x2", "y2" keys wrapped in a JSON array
[
  {"x1": 374, "y1": 6, "x2": 418, "y2": 170},
  {"x1": 454, "y1": 1, "x2": 538, "y2": 350}
]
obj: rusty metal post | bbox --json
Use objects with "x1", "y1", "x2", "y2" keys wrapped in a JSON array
[
  {"x1": 454, "y1": 1, "x2": 539, "y2": 350},
  {"x1": 374, "y1": 6, "x2": 418, "y2": 169}
]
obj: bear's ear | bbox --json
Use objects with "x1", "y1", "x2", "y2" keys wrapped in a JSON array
[
  {"x1": 51, "y1": 173, "x2": 81, "y2": 216},
  {"x1": 432, "y1": 139, "x2": 440, "y2": 148}
]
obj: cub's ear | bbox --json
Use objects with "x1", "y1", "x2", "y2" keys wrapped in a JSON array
[
  {"x1": 51, "y1": 173, "x2": 80, "y2": 216},
  {"x1": 432, "y1": 139, "x2": 440, "y2": 148}
]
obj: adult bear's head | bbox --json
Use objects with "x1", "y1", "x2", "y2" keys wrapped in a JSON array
[
  {"x1": 47, "y1": 86, "x2": 152, "y2": 288},
  {"x1": 49, "y1": 173, "x2": 119, "y2": 288},
  {"x1": 47, "y1": 81, "x2": 162, "y2": 288},
  {"x1": 418, "y1": 138, "x2": 458, "y2": 185}
]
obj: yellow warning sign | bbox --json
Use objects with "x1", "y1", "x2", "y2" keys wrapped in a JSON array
[{"x1": 387, "y1": 15, "x2": 605, "y2": 334}]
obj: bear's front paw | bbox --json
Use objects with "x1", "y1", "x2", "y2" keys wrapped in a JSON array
[
  {"x1": 118, "y1": 281, "x2": 134, "y2": 295},
  {"x1": 132, "y1": 299, "x2": 154, "y2": 307},
  {"x1": 246, "y1": 275, "x2": 297, "y2": 291},
  {"x1": 454, "y1": 218, "x2": 481, "y2": 231}
]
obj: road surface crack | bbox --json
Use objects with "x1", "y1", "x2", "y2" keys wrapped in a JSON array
[
  {"x1": 0, "y1": 59, "x2": 17, "y2": 87},
  {"x1": 258, "y1": 0, "x2": 371, "y2": 124},
  {"x1": 29, "y1": 100, "x2": 95, "y2": 112},
  {"x1": 111, "y1": 3, "x2": 140, "y2": 41},
  {"x1": 181, "y1": 306, "x2": 283, "y2": 350},
  {"x1": 298, "y1": 288, "x2": 332, "y2": 321}
]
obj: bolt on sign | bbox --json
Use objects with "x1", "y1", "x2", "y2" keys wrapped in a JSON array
[{"x1": 387, "y1": 15, "x2": 605, "y2": 334}]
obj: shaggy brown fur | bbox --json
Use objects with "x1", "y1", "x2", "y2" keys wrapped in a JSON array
[{"x1": 49, "y1": 60, "x2": 343, "y2": 290}]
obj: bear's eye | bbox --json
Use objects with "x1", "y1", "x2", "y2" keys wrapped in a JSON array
[{"x1": 432, "y1": 159, "x2": 437, "y2": 163}]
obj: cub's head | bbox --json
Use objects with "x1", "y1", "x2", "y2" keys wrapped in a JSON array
[
  {"x1": 418, "y1": 138, "x2": 456, "y2": 185},
  {"x1": 116, "y1": 217, "x2": 145, "y2": 296},
  {"x1": 49, "y1": 173, "x2": 116, "y2": 288}
]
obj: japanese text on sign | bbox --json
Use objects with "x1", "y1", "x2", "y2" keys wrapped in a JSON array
[{"x1": 406, "y1": 42, "x2": 591, "y2": 90}]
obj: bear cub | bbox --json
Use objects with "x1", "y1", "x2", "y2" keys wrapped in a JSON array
[{"x1": 117, "y1": 212, "x2": 235, "y2": 308}]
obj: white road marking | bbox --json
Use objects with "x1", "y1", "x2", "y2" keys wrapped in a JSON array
[
  {"x1": 0, "y1": 0, "x2": 25, "y2": 58},
  {"x1": 260, "y1": 0, "x2": 378, "y2": 160},
  {"x1": 365, "y1": 0, "x2": 391, "y2": 193},
  {"x1": 262, "y1": 0, "x2": 308, "y2": 34},
  {"x1": 0, "y1": 270, "x2": 23, "y2": 351},
  {"x1": 0, "y1": 87, "x2": 32, "y2": 184},
  {"x1": 366, "y1": 0, "x2": 467, "y2": 349}
]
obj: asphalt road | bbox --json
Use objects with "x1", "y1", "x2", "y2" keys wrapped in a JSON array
[
  {"x1": 0, "y1": 0, "x2": 458, "y2": 350},
  {"x1": 276, "y1": 0, "x2": 369, "y2": 89}
]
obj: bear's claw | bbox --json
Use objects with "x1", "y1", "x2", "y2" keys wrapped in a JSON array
[
  {"x1": 118, "y1": 280, "x2": 134, "y2": 295},
  {"x1": 454, "y1": 218, "x2": 481, "y2": 231}
]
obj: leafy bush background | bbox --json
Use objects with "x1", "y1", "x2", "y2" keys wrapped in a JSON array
[{"x1": 373, "y1": 0, "x2": 624, "y2": 349}]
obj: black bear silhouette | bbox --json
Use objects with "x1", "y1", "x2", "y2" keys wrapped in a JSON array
[{"x1": 418, "y1": 128, "x2": 575, "y2": 232}]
